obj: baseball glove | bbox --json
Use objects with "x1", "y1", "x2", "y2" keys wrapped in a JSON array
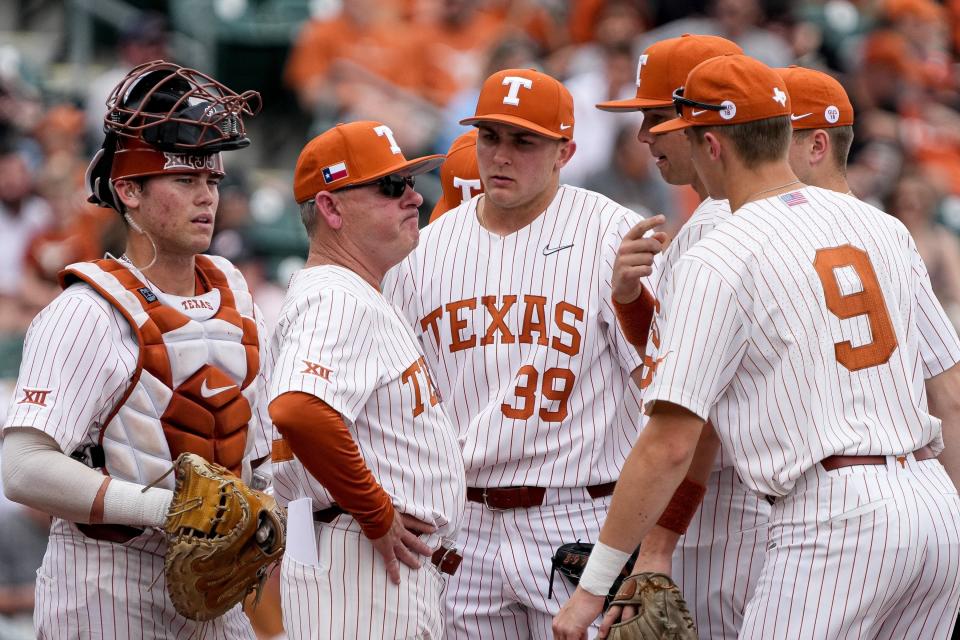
[
  {"x1": 548, "y1": 542, "x2": 638, "y2": 601},
  {"x1": 605, "y1": 572, "x2": 698, "y2": 640},
  {"x1": 163, "y1": 453, "x2": 285, "y2": 621}
]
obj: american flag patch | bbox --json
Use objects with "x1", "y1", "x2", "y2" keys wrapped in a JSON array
[
  {"x1": 779, "y1": 191, "x2": 808, "y2": 206},
  {"x1": 321, "y1": 162, "x2": 348, "y2": 183}
]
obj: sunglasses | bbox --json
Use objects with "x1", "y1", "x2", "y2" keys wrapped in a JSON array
[
  {"x1": 336, "y1": 174, "x2": 415, "y2": 198},
  {"x1": 672, "y1": 86, "x2": 726, "y2": 118}
]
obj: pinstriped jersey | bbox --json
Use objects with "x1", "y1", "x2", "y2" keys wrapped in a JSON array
[
  {"x1": 645, "y1": 186, "x2": 960, "y2": 497},
  {"x1": 646, "y1": 197, "x2": 735, "y2": 471},
  {"x1": 265, "y1": 265, "x2": 465, "y2": 538},
  {"x1": 383, "y1": 184, "x2": 646, "y2": 488}
]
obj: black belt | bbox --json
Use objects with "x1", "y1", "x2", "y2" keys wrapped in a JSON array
[
  {"x1": 465, "y1": 482, "x2": 617, "y2": 510},
  {"x1": 313, "y1": 506, "x2": 462, "y2": 575}
]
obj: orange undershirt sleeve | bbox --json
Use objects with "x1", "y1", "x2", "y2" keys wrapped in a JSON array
[
  {"x1": 612, "y1": 285, "x2": 657, "y2": 349},
  {"x1": 269, "y1": 391, "x2": 395, "y2": 539}
]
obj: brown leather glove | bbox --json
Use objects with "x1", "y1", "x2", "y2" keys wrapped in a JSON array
[
  {"x1": 163, "y1": 453, "x2": 285, "y2": 621},
  {"x1": 605, "y1": 572, "x2": 698, "y2": 640}
]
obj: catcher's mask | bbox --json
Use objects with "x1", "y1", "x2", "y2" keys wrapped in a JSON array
[{"x1": 86, "y1": 60, "x2": 262, "y2": 212}]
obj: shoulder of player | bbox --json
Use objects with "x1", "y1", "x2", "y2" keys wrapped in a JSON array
[
  {"x1": 419, "y1": 197, "x2": 479, "y2": 243},
  {"x1": 740, "y1": 186, "x2": 908, "y2": 239},
  {"x1": 689, "y1": 197, "x2": 732, "y2": 224},
  {"x1": 837, "y1": 192, "x2": 912, "y2": 238},
  {"x1": 557, "y1": 184, "x2": 642, "y2": 225},
  {"x1": 669, "y1": 199, "x2": 732, "y2": 248},
  {"x1": 28, "y1": 283, "x2": 121, "y2": 337},
  {"x1": 283, "y1": 266, "x2": 386, "y2": 315},
  {"x1": 200, "y1": 254, "x2": 251, "y2": 292}
]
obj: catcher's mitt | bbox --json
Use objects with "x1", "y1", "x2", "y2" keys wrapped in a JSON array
[
  {"x1": 548, "y1": 542, "x2": 638, "y2": 601},
  {"x1": 605, "y1": 572, "x2": 698, "y2": 640},
  {"x1": 163, "y1": 453, "x2": 285, "y2": 621}
]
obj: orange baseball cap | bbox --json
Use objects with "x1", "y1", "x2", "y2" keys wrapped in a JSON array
[
  {"x1": 649, "y1": 55, "x2": 791, "y2": 134},
  {"x1": 776, "y1": 66, "x2": 854, "y2": 130},
  {"x1": 430, "y1": 130, "x2": 483, "y2": 223},
  {"x1": 293, "y1": 120, "x2": 444, "y2": 202},
  {"x1": 460, "y1": 69, "x2": 574, "y2": 140},
  {"x1": 596, "y1": 34, "x2": 743, "y2": 111}
]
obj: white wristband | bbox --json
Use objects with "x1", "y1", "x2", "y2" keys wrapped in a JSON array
[
  {"x1": 103, "y1": 478, "x2": 173, "y2": 528},
  {"x1": 579, "y1": 541, "x2": 631, "y2": 596}
]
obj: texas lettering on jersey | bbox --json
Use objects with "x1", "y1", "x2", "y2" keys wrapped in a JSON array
[
  {"x1": 419, "y1": 294, "x2": 584, "y2": 356},
  {"x1": 180, "y1": 298, "x2": 215, "y2": 312},
  {"x1": 401, "y1": 356, "x2": 440, "y2": 417}
]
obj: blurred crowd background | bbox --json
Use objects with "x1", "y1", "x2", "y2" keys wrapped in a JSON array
[{"x1": 1, "y1": 0, "x2": 960, "y2": 637}]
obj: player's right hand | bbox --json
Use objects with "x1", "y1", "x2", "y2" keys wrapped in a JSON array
[
  {"x1": 371, "y1": 511, "x2": 437, "y2": 585},
  {"x1": 612, "y1": 214, "x2": 668, "y2": 304}
]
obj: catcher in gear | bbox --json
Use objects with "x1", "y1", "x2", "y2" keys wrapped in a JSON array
[{"x1": 1, "y1": 60, "x2": 278, "y2": 639}]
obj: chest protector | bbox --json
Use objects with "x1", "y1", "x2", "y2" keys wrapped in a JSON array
[{"x1": 59, "y1": 256, "x2": 259, "y2": 490}]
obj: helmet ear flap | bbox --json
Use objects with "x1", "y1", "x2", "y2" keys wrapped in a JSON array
[{"x1": 85, "y1": 132, "x2": 123, "y2": 211}]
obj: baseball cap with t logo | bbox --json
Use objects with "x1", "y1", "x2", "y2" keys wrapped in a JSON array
[
  {"x1": 430, "y1": 130, "x2": 483, "y2": 222},
  {"x1": 596, "y1": 34, "x2": 743, "y2": 111},
  {"x1": 650, "y1": 54, "x2": 792, "y2": 134},
  {"x1": 293, "y1": 120, "x2": 444, "y2": 202},
  {"x1": 460, "y1": 68, "x2": 575, "y2": 140}
]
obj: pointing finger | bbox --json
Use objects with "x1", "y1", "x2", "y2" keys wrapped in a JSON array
[{"x1": 624, "y1": 214, "x2": 666, "y2": 240}]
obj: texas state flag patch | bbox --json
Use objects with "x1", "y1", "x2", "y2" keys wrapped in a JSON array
[{"x1": 322, "y1": 162, "x2": 349, "y2": 183}]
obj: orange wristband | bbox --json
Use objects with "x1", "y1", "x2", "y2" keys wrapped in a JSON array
[
  {"x1": 656, "y1": 478, "x2": 707, "y2": 535},
  {"x1": 613, "y1": 286, "x2": 656, "y2": 349}
]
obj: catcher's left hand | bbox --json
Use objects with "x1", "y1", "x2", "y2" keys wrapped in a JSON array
[{"x1": 163, "y1": 453, "x2": 286, "y2": 621}]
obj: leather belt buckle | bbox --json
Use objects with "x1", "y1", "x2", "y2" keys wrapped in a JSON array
[
  {"x1": 482, "y1": 488, "x2": 509, "y2": 511},
  {"x1": 431, "y1": 546, "x2": 462, "y2": 575}
]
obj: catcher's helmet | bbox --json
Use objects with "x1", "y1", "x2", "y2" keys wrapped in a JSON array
[{"x1": 86, "y1": 60, "x2": 261, "y2": 212}]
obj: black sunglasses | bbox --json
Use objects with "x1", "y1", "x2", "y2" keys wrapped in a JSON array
[
  {"x1": 672, "y1": 86, "x2": 726, "y2": 118},
  {"x1": 336, "y1": 174, "x2": 415, "y2": 198}
]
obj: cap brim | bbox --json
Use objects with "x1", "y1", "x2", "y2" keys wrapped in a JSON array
[
  {"x1": 355, "y1": 154, "x2": 445, "y2": 185},
  {"x1": 648, "y1": 116, "x2": 694, "y2": 134},
  {"x1": 459, "y1": 115, "x2": 566, "y2": 140},
  {"x1": 595, "y1": 96, "x2": 674, "y2": 112},
  {"x1": 392, "y1": 154, "x2": 445, "y2": 177}
]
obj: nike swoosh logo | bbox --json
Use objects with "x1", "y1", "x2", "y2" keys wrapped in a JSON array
[
  {"x1": 543, "y1": 243, "x2": 575, "y2": 256},
  {"x1": 691, "y1": 109, "x2": 706, "y2": 117},
  {"x1": 560, "y1": 123, "x2": 572, "y2": 130},
  {"x1": 200, "y1": 379, "x2": 237, "y2": 398},
  {"x1": 790, "y1": 113, "x2": 813, "y2": 121}
]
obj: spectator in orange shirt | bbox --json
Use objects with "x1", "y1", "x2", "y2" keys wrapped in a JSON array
[{"x1": 284, "y1": 0, "x2": 443, "y2": 150}]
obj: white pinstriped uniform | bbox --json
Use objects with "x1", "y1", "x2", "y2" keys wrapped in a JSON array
[
  {"x1": 383, "y1": 185, "x2": 646, "y2": 639},
  {"x1": 646, "y1": 196, "x2": 770, "y2": 639},
  {"x1": 2, "y1": 260, "x2": 272, "y2": 640},
  {"x1": 645, "y1": 186, "x2": 960, "y2": 639},
  {"x1": 265, "y1": 265, "x2": 465, "y2": 639}
]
